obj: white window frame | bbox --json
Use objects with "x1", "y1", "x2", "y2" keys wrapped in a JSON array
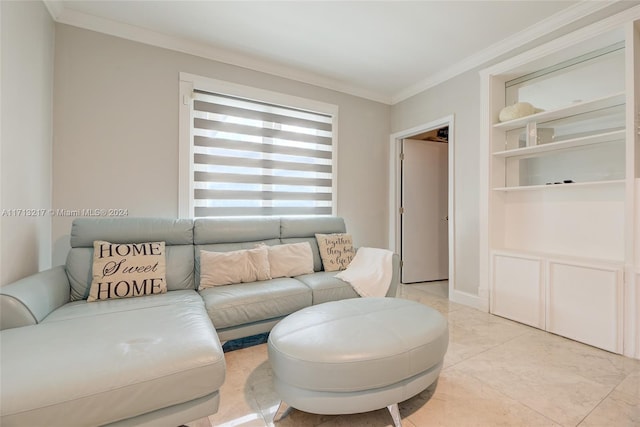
[{"x1": 178, "y1": 72, "x2": 339, "y2": 218}]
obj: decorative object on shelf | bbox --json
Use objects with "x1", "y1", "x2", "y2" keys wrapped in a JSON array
[{"x1": 498, "y1": 101, "x2": 544, "y2": 122}]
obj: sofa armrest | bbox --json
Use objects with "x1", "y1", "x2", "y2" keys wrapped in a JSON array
[
  {"x1": 0, "y1": 266, "x2": 70, "y2": 330},
  {"x1": 387, "y1": 253, "x2": 401, "y2": 297}
]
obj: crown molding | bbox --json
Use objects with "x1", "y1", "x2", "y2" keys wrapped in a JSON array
[
  {"x1": 391, "y1": 1, "x2": 624, "y2": 104},
  {"x1": 42, "y1": 0, "x2": 64, "y2": 21},
  {"x1": 52, "y1": 7, "x2": 393, "y2": 104},
  {"x1": 45, "y1": 0, "x2": 629, "y2": 106}
]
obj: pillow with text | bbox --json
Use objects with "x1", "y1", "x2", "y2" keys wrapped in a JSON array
[
  {"x1": 315, "y1": 233, "x2": 355, "y2": 272},
  {"x1": 88, "y1": 240, "x2": 166, "y2": 302}
]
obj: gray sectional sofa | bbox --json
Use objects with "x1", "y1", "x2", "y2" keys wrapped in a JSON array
[{"x1": 0, "y1": 216, "x2": 399, "y2": 427}]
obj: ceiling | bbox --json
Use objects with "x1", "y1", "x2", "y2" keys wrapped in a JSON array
[{"x1": 46, "y1": 1, "x2": 615, "y2": 104}]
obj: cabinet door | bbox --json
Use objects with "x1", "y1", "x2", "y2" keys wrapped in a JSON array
[
  {"x1": 492, "y1": 253, "x2": 544, "y2": 329},
  {"x1": 546, "y1": 261, "x2": 622, "y2": 353}
]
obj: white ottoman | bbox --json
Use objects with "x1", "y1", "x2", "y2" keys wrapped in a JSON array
[{"x1": 267, "y1": 297, "x2": 449, "y2": 426}]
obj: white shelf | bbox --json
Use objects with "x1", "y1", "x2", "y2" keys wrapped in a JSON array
[
  {"x1": 492, "y1": 179, "x2": 625, "y2": 192},
  {"x1": 493, "y1": 92, "x2": 626, "y2": 131},
  {"x1": 493, "y1": 129, "x2": 625, "y2": 158}
]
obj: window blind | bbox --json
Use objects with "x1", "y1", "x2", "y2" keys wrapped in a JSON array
[{"x1": 192, "y1": 90, "x2": 334, "y2": 217}]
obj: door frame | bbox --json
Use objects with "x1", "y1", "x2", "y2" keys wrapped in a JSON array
[{"x1": 388, "y1": 115, "x2": 456, "y2": 296}]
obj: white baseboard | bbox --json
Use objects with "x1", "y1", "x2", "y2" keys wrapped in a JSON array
[{"x1": 450, "y1": 289, "x2": 488, "y2": 312}]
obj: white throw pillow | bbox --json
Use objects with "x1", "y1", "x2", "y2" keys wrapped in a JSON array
[
  {"x1": 88, "y1": 240, "x2": 167, "y2": 302},
  {"x1": 199, "y1": 246, "x2": 271, "y2": 288},
  {"x1": 265, "y1": 242, "x2": 314, "y2": 278}
]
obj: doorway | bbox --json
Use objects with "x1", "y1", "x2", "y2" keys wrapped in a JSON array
[
  {"x1": 388, "y1": 116, "x2": 455, "y2": 295},
  {"x1": 401, "y1": 131, "x2": 449, "y2": 283}
]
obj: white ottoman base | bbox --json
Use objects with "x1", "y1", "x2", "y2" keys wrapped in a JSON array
[{"x1": 273, "y1": 362, "x2": 442, "y2": 426}]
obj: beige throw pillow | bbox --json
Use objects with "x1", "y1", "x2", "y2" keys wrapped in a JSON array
[
  {"x1": 265, "y1": 242, "x2": 314, "y2": 278},
  {"x1": 88, "y1": 241, "x2": 167, "y2": 302},
  {"x1": 199, "y1": 246, "x2": 271, "y2": 288},
  {"x1": 315, "y1": 233, "x2": 355, "y2": 272}
]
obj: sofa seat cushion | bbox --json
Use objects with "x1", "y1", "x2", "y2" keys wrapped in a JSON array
[
  {"x1": 0, "y1": 291, "x2": 225, "y2": 427},
  {"x1": 295, "y1": 271, "x2": 359, "y2": 305},
  {"x1": 199, "y1": 278, "x2": 312, "y2": 329},
  {"x1": 42, "y1": 289, "x2": 201, "y2": 323}
]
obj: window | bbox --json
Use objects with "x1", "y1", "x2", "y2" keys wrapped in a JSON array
[{"x1": 179, "y1": 74, "x2": 337, "y2": 218}]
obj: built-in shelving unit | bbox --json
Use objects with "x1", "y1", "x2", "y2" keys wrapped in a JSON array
[{"x1": 480, "y1": 9, "x2": 639, "y2": 358}]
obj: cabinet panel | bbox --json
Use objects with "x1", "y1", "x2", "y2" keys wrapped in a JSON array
[
  {"x1": 492, "y1": 253, "x2": 544, "y2": 328},
  {"x1": 547, "y1": 261, "x2": 622, "y2": 353}
]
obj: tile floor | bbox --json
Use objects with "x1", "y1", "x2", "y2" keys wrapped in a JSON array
[{"x1": 188, "y1": 282, "x2": 640, "y2": 427}]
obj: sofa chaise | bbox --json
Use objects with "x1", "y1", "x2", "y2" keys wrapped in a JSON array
[{"x1": 0, "y1": 216, "x2": 399, "y2": 427}]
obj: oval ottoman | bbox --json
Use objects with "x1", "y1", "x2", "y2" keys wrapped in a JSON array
[{"x1": 267, "y1": 297, "x2": 449, "y2": 426}]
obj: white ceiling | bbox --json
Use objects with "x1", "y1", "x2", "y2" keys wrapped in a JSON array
[{"x1": 47, "y1": 1, "x2": 613, "y2": 104}]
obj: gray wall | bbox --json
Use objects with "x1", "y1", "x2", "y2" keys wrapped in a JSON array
[
  {"x1": 391, "y1": 71, "x2": 481, "y2": 295},
  {"x1": 1, "y1": 1, "x2": 54, "y2": 285},
  {"x1": 52, "y1": 24, "x2": 391, "y2": 265}
]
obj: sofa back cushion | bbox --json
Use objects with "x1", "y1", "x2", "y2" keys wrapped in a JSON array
[
  {"x1": 66, "y1": 218, "x2": 194, "y2": 301},
  {"x1": 280, "y1": 216, "x2": 347, "y2": 272}
]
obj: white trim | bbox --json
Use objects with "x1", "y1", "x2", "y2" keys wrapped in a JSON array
[
  {"x1": 481, "y1": 5, "x2": 640, "y2": 77},
  {"x1": 178, "y1": 73, "x2": 339, "y2": 218},
  {"x1": 50, "y1": 2, "x2": 627, "y2": 105},
  {"x1": 42, "y1": 0, "x2": 64, "y2": 20},
  {"x1": 450, "y1": 289, "x2": 485, "y2": 311},
  {"x1": 179, "y1": 73, "x2": 339, "y2": 118},
  {"x1": 623, "y1": 21, "x2": 639, "y2": 360},
  {"x1": 178, "y1": 80, "x2": 194, "y2": 219},
  {"x1": 635, "y1": 271, "x2": 640, "y2": 359},
  {"x1": 388, "y1": 115, "x2": 456, "y2": 302},
  {"x1": 54, "y1": 8, "x2": 391, "y2": 105},
  {"x1": 391, "y1": 1, "x2": 623, "y2": 104}
]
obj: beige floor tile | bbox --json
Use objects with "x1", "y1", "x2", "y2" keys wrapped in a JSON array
[
  {"x1": 579, "y1": 389, "x2": 640, "y2": 427},
  {"x1": 399, "y1": 286, "x2": 466, "y2": 315},
  {"x1": 615, "y1": 370, "x2": 640, "y2": 399},
  {"x1": 208, "y1": 346, "x2": 270, "y2": 427},
  {"x1": 402, "y1": 370, "x2": 558, "y2": 426},
  {"x1": 185, "y1": 417, "x2": 212, "y2": 427},
  {"x1": 403, "y1": 281, "x2": 449, "y2": 298},
  {"x1": 451, "y1": 329, "x2": 636, "y2": 425}
]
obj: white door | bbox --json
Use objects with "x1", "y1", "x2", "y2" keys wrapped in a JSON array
[{"x1": 401, "y1": 138, "x2": 448, "y2": 283}]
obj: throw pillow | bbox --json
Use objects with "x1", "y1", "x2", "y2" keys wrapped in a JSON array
[
  {"x1": 263, "y1": 242, "x2": 314, "y2": 278},
  {"x1": 88, "y1": 241, "x2": 167, "y2": 302},
  {"x1": 199, "y1": 246, "x2": 271, "y2": 288},
  {"x1": 315, "y1": 233, "x2": 355, "y2": 272}
]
